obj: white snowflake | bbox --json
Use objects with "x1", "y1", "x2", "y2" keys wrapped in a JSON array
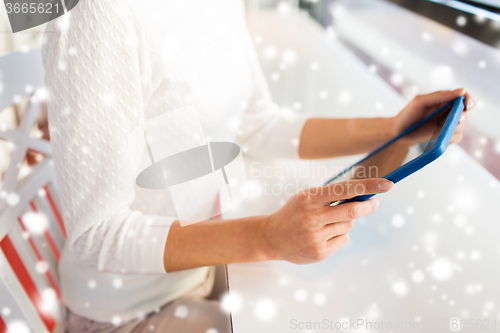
[
  {"x1": 112, "y1": 278, "x2": 123, "y2": 289},
  {"x1": 456, "y1": 16, "x2": 467, "y2": 27},
  {"x1": 221, "y1": 292, "x2": 243, "y2": 314},
  {"x1": 338, "y1": 91, "x2": 351, "y2": 104},
  {"x1": 111, "y1": 316, "x2": 122, "y2": 326},
  {"x1": 1, "y1": 307, "x2": 11, "y2": 317},
  {"x1": 36, "y1": 261, "x2": 49, "y2": 274},
  {"x1": 7, "y1": 321, "x2": 30, "y2": 333},
  {"x1": 313, "y1": 293, "x2": 326, "y2": 306},
  {"x1": 254, "y1": 299, "x2": 276, "y2": 321},
  {"x1": 174, "y1": 305, "x2": 189, "y2": 318},
  {"x1": 430, "y1": 257, "x2": 454, "y2": 281},
  {"x1": 391, "y1": 214, "x2": 405, "y2": 228},
  {"x1": 421, "y1": 32, "x2": 432, "y2": 41},
  {"x1": 470, "y1": 250, "x2": 481, "y2": 261},
  {"x1": 294, "y1": 289, "x2": 308, "y2": 302},
  {"x1": 391, "y1": 279, "x2": 408, "y2": 297},
  {"x1": 22, "y1": 211, "x2": 48, "y2": 235},
  {"x1": 411, "y1": 270, "x2": 425, "y2": 284},
  {"x1": 6, "y1": 193, "x2": 20, "y2": 206},
  {"x1": 281, "y1": 50, "x2": 296, "y2": 64}
]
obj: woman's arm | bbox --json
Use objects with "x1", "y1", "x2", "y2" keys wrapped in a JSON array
[
  {"x1": 299, "y1": 89, "x2": 475, "y2": 159},
  {"x1": 43, "y1": 1, "x2": 177, "y2": 274},
  {"x1": 164, "y1": 216, "x2": 269, "y2": 271},
  {"x1": 299, "y1": 117, "x2": 395, "y2": 159},
  {"x1": 164, "y1": 178, "x2": 394, "y2": 272}
]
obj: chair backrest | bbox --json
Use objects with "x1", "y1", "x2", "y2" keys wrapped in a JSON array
[{"x1": 0, "y1": 50, "x2": 66, "y2": 333}]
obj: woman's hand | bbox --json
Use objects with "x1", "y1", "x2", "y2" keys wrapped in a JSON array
[
  {"x1": 259, "y1": 178, "x2": 393, "y2": 264},
  {"x1": 393, "y1": 88, "x2": 476, "y2": 145},
  {"x1": 299, "y1": 88, "x2": 475, "y2": 160}
]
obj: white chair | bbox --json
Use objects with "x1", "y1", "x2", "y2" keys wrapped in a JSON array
[{"x1": 0, "y1": 50, "x2": 66, "y2": 333}]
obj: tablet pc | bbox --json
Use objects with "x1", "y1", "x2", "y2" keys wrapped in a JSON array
[{"x1": 324, "y1": 96, "x2": 465, "y2": 205}]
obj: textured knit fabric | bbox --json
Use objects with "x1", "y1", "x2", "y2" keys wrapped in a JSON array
[{"x1": 42, "y1": 0, "x2": 308, "y2": 323}]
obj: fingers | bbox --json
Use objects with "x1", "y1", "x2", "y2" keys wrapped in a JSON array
[
  {"x1": 413, "y1": 88, "x2": 465, "y2": 107},
  {"x1": 456, "y1": 112, "x2": 468, "y2": 131},
  {"x1": 450, "y1": 132, "x2": 464, "y2": 145},
  {"x1": 306, "y1": 179, "x2": 392, "y2": 203},
  {"x1": 312, "y1": 203, "x2": 375, "y2": 261},
  {"x1": 463, "y1": 91, "x2": 476, "y2": 111},
  {"x1": 301, "y1": 197, "x2": 381, "y2": 262},
  {"x1": 458, "y1": 111, "x2": 468, "y2": 124},
  {"x1": 324, "y1": 233, "x2": 350, "y2": 256},
  {"x1": 306, "y1": 178, "x2": 393, "y2": 204},
  {"x1": 450, "y1": 112, "x2": 467, "y2": 145},
  {"x1": 307, "y1": 233, "x2": 350, "y2": 263},
  {"x1": 323, "y1": 198, "x2": 380, "y2": 223},
  {"x1": 450, "y1": 92, "x2": 471, "y2": 145},
  {"x1": 322, "y1": 219, "x2": 355, "y2": 238}
]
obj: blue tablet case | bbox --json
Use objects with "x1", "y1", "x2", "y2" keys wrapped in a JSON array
[{"x1": 324, "y1": 96, "x2": 465, "y2": 204}]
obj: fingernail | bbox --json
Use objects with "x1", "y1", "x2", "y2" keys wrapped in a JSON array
[
  {"x1": 467, "y1": 101, "x2": 474, "y2": 110},
  {"x1": 374, "y1": 198, "x2": 380, "y2": 208},
  {"x1": 377, "y1": 181, "x2": 393, "y2": 191},
  {"x1": 459, "y1": 114, "x2": 466, "y2": 123}
]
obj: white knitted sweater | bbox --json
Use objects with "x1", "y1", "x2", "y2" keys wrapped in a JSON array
[{"x1": 42, "y1": 0, "x2": 307, "y2": 323}]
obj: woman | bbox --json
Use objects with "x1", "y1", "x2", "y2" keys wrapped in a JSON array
[{"x1": 42, "y1": 0, "x2": 474, "y2": 332}]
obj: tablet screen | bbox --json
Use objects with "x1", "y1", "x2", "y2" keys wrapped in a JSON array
[{"x1": 328, "y1": 107, "x2": 450, "y2": 184}]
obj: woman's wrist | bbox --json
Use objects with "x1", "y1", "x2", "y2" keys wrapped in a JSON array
[
  {"x1": 299, "y1": 117, "x2": 404, "y2": 159},
  {"x1": 389, "y1": 116, "x2": 423, "y2": 149},
  {"x1": 365, "y1": 117, "x2": 400, "y2": 148},
  {"x1": 387, "y1": 116, "x2": 403, "y2": 140},
  {"x1": 254, "y1": 215, "x2": 280, "y2": 262}
]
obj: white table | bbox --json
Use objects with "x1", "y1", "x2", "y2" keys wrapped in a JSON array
[{"x1": 225, "y1": 8, "x2": 500, "y2": 333}]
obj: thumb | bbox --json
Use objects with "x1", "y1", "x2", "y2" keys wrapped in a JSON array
[{"x1": 414, "y1": 88, "x2": 465, "y2": 107}]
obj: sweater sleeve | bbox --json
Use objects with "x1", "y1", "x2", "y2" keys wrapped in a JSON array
[
  {"x1": 237, "y1": 10, "x2": 309, "y2": 160},
  {"x1": 42, "y1": 0, "x2": 172, "y2": 274}
]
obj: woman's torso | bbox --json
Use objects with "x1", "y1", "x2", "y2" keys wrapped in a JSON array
[{"x1": 55, "y1": 0, "x2": 254, "y2": 323}]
